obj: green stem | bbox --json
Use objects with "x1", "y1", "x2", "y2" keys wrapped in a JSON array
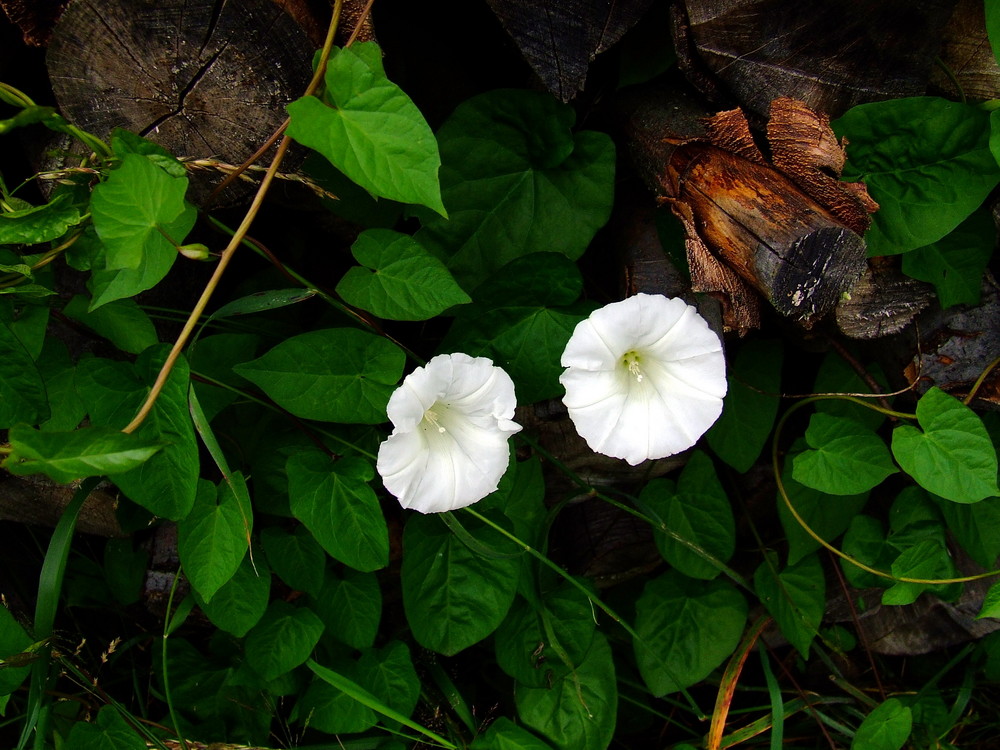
[{"x1": 161, "y1": 570, "x2": 189, "y2": 750}]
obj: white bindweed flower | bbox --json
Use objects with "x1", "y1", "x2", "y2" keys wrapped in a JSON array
[
  {"x1": 377, "y1": 353, "x2": 522, "y2": 513},
  {"x1": 560, "y1": 293, "x2": 727, "y2": 466}
]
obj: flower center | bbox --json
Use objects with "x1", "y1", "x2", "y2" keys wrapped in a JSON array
[
  {"x1": 422, "y1": 406, "x2": 447, "y2": 434},
  {"x1": 622, "y1": 350, "x2": 644, "y2": 382}
]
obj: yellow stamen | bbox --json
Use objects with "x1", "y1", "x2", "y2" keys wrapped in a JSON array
[
  {"x1": 423, "y1": 408, "x2": 446, "y2": 433},
  {"x1": 622, "y1": 351, "x2": 643, "y2": 382}
]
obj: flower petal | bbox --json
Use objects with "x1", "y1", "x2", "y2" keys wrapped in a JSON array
[
  {"x1": 560, "y1": 294, "x2": 726, "y2": 465},
  {"x1": 378, "y1": 353, "x2": 521, "y2": 513}
]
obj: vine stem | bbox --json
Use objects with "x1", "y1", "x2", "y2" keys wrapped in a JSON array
[
  {"x1": 123, "y1": 0, "x2": 344, "y2": 433},
  {"x1": 773, "y1": 395, "x2": 1000, "y2": 585}
]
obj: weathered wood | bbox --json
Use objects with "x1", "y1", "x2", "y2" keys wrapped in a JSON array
[
  {"x1": 673, "y1": 0, "x2": 957, "y2": 119},
  {"x1": 485, "y1": 0, "x2": 653, "y2": 101},
  {"x1": 929, "y1": 0, "x2": 1000, "y2": 100},
  {"x1": 0, "y1": 0, "x2": 67, "y2": 46},
  {"x1": 834, "y1": 258, "x2": 933, "y2": 339},
  {"x1": 46, "y1": 0, "x2": 314, "y2": 202},
  {"x1": 0, "y1": 473, "x2": 123, "y2": 536}
]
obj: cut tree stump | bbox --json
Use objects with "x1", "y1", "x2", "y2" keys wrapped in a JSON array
[{"x1": 46, "y1": 0, "x2": 314, "y2": 202}]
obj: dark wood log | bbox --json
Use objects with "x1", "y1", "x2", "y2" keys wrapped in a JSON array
[
  {"x1": 928, "y1": 0, "x2": 1000, "y2": 100},
  {"x1": 619, "y1": 83, "x2": 874, "y2": 332},
  {"x1": 672, "y1": 0, "x2": 957, "y2": 119},
  {"x1": 45, "y1": 0, "x2": 314, "y2": 202},
  {"x1": 485, "y1": 0, "x2": 654, "y2": 101},
  {"x1": 834, "y1": 258, "x2": 934, "y2": 340}
]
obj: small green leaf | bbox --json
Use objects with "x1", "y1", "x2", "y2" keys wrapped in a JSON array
[
  {"x1": 0, "y1": 604, "x2": 33, "y2": 697},
  {"x1": 935, "y1": 496, "x2": 1000, "y2": 569},
  {"x1": 110, "y1": 128, "x2": 187, "y2": 178},
  {"x1": 777, "y1": 459, "x2": 869, "y2": 565},
  {"x1": 3, "y1": 425, "x2": 161, "y2": 483},
  {"x1": 193, "y1": 554, "x2": 270, "y2": 637},
  {"x1": 834, "y1": 97, "x2": 1000, "y2": 255},
  {"x1": 288, "y1": 451, "x2": 388, "y2": 572},
  {"x1": 813, "y1": 352, "x2": 888, "y2": 431},
  {"x1": 62, "y1": 295, "x2": 158, "y2": 355},
  {"x1": 841, "y1": 515, "x2": 895, "y2": 589},
  {"x1": 261, "y1": 526, "x2": 326, "y2": 596},
  {"x1": 902, "y1": 210, "x2": 994, "y2": 308},
  {"x1": 234, "y1": 328, "x2": 405, "y2": 424},
  {"x1": 90, "y1": 153, "x2": 190, "y2": 270},
  {"x1": 415, "y1": 90, "x2": 615, "y2": 289},
  {"x1": 244, "y1": 600, "x2": 324, "y2": 681},
  {"x1": 792, "y1": 413, "x2": 897, "y2": 495},
  {"x1": 640, "y1": 451, "x2": 734, "y2": 580},
  {"x1": 286, "y1": 42, "x2": 445, "y2": 215},
  {"x1": 706, "y1": 338, "x2": 783, "y2": 472},
  {"x1": 177, "y1": 478, "x2": 250, "y2": 603},
  {"x1": 754, "y1": 552, "x2": 824, "y2": 659},
  {"x1": 297, "y1": 673, "x2": 376, "y2": 734},
  {"x1": 516, "y1": 632, "x2": 617, "y2": 750},
  {"x1": 208, "y1": 288, "x2": 318, "y2": 321},
  {"x1": 632, "y1": 570, "x2": 747, "y2": 696},
  {"x1": 336, "y1": 229, "x2": 470, "y2": 320},
  {"x1": 65, "y1": 705, "x2": 146, "y2": 750},
  {"x1": 402, "y1": 512, "x2": 520, "y2": 656},
  {"x1": 0, "y1": 194, "x2": 82, "y2": 245},
  {"x1": 472, "y1": 717, "x2": 554, "y2": 749},
  {"x1": 882, "y1": 539, "x2": 958, "y2": 606},
  {"x1": 443, "y1": 253, "x2": 590, "y2": 402},
  {"x1": 978, "y1": 581, "x2": 1000, "y2": 619},
  {"x1": 891, "y1": 387, "x2": 999, "y2": 503},
  {"x1": 851, "y1": 698, "x2": 912, "y2": 750},
  {"x1": 309, "y1": 569, "x2": 382, "y2": 650},
  {"x1": 0, "y1": 317, "x2": 48, "y2": 428}
]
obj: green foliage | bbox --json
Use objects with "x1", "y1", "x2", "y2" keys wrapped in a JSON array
[
  {"x1": 415, "y1": 90, "x2": 615, "y2": 288},
  {"x1": 792, "y1": 413, "x2": 897, "y2": 495},
  {"x1": 402, "y1": 513, "x2": 520, "y2": 655},
  {"x1": 891, "y1": 387, "x2": 999, "y2": 503},
  {"x1": 0, "y1": 193, "x2": 82, "y2": 245},
  {"x1": 0, "y1": 316, "x2": 48, "y2": 427},
  {"x1": 309, "y1": 568, "x2": 382, "y2": 649},
  {"x1": 65, "y1": 706, "x2": 146, "y2": 750},
  {"x1": 633, "y1": 570, "x2": 747, "y2": 695},
  {"x1": 244, "y1": 600, "x2": 324, "y2": 681},
  {"x1": 235, "y1": 328, "x2": 405, "y2": 424},
  {"x1": 286, "y1": 42, "x2": 445, "y2": 215},
  {"x1": 640, "y1": 452, "x2": 735, "y2": 580},
  {"x1": 3, "y1": 425, "x2": 162, "y2": 483},
  {"x1": 336, "y1": 229, "x2": 471, "y2": 320},
  {"x1": 834, "y1": 97, "x2": 1000, "y2": 256},
  {"x1": 851, "y1": 698, "x2": 912, "y2": 750},
  {"x1": 902, "y1": 209, "x2": 994, "y2": 308},
  {"x1": 192, "y1": 555, "x2": 270, "y2": 637},
  {"x1": 705, "y1": 338, "x2": 783, "y2": 472},
  {"x1": 754, "y1": 552, "x2": 824, "y2": 658}
]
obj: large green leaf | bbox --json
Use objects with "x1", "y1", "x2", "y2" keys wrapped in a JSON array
[
  {"x1": 0, "y1": 316, "x2": 48, "y2": 428},
  {"x1": 75, "y1": 347, "x2": 199, "y2": 520},
  {"x1": 935, "y1": 496, "x2": 1000, "y2": 569},
  {"x1": 415, "y1": 90, "x2": 615, "y2": 288},
  {"x1": 287, "y1": 451, "x2": 388, "y2": 572},
  {"x1": 286, "y1": 42, "x2": 444, "y2": 215},
  {"x1": 891, "y1": 387, "x2": 998, "y2": 503},
  {"x1": 495, "y1": 583, "x2": 596, "y2": 688},
  {"x1": 90, "y1": 153, "x2": 190, "y2": 270},
  {"x1": 309, "y1": 569, "x2": 382, "y2": 650},
  {"x1": 244, "y1": 600, "x2": 324, "y2": 681},
  {"x1": 297, "y1": 673, "x2": 376, "y2": 735},
  {"x1": 633, "y1": 570, "x2": 747, "y2": 696},
  {"x1": 193, "y1": 554, "x2": 270, "y2": 637},
  {"x1": 0, "y1": 193, "x2": 82, "y2": 245},
  {"x1": 851, "y1": 698, "x2": 912, "y2": 750},
  {"x1": 62, "y1": 295, "x2": 158, "y2": 355},
  {"x1": 234, "y1": 327, "x2": 405, "y2": 424},
  {"x1": 754, "y1": 552, "x2": 825, "y2": 658},
  {"x1": 834, "y1": 97, "x2": 1000, "y2": 255},
  {"x1": 640, "y1": 451, "x2": 734, "y2": 580},
  {"x1": 177, "y1": 478, "x2": 250, "y2": 603},
  {"x1": 705, "y1": 338, "x2": 783, "y2": 472},
  {"x1": 401, "y1": 512, "x2": 520, "y2": 655},
  {"x1": 792, "y1": 413, "x2": 897, "y2": 495},
  {"x1": 902, "y1": 209, "x2": 994, "y2": 308},
  {"x1": 516, "y1": 632, "x2": 616, "y2": 750},
  {"x1": 336, "y1": 229, "x2": 470, "y2": 320},
  {"x1": 443, "y1": 253, "x2": 590, "y2": 402},
  {"x1": 3, "y1": 425, "x2": 161, "y2": 483},
  {"x1": 65, "y1": 705, "x2": 146, "y2": 750},
  {"x1": 261, "y1": 525, "x2": 326, "y2": 596}
]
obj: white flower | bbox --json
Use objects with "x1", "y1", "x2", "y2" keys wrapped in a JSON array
[
  {"x1": 559, "y1": 293, "x2": 727, "y2": 466},
  {"x1": 377, "y1": 353, "x2": 522, "y2": 513}
]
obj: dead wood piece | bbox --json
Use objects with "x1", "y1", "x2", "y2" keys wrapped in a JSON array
[
  {"x1": 674, "y1": 0, "x2": 957, "y2": 119},
  {"x1": 0, "y1": 0, "x2": 67, "y2": 46},
  {"x1": 835, "y1": 259, "x2": 934, "y2": 340},
  {"x1": 486, "y1": 0, "x2": 654, "y2": 101},
  {"x1": 0, "y1": 473, "x2": 123, "y2": 536},
  {"x1": 46, "y1": 0, "x2": 314, "y2": 203},
  {"x1": 929, "y1": 0, "x2": 1000, "y2": 100}
]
